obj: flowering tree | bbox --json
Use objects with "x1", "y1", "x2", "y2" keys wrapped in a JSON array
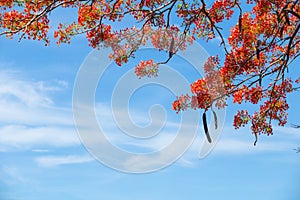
[{"x1": 1, "y1": 0, "x2": 299, "y2": 144}]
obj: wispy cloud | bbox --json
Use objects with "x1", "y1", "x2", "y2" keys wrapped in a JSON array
[
  {"x1": 0, "y1": 165, "x2": 28, "y2": 185},
  {"x1": 0, "y1": 102, "x2": 73, "y2": 126},
  {"x1": 1, "y1": 68, "x2": 299, "y2": 171},
  {"x1": 273, "y1": 126, "x2": 300, "y2": 137},
  {"x1": 35, "y1": 155, "x2": 94, "y2": 168},
  {"x1": 180, "y1": 125, "x2": 300, "y2": 159},
  {"x1": 0, "y1": 70, "x2": 72, "y2": 126},
  {"x1": 212, "y1": 138, "x2": 293, "y2": 154},
  {"x1": 0, "y1": 70, "x2": 78, "y2": 151},
  {"x1": 31, "y1": 149, "x2": 51, "y2": 153},
  {"x1": 78, "y1": 100, "x2": 300, "y2": 171},
  {"x1": 0, "y1": 125, "x2": 80, "y2": 151},
  {"x1": 0, "y1": 70, "x2": 53, "y2": 107}
]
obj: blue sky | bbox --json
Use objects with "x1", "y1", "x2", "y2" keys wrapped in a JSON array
[{"x1": 1, "y1": 4, "x2": 300, "y2": 200}]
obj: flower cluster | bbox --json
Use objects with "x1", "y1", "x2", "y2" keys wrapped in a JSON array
[
  {"x1": 233, "y1": 85, "x2": 263, "y2": 104},
  {"x1": 233, "y1": 110, "x2": 250, "y2": 129},
  {"x1": 135, "y1": 60, "x2": 159, "y2": 78},
  {"x1": 1, "y1": 0, "x2": 299, "y2": 140}
]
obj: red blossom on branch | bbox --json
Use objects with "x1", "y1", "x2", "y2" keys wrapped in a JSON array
[{"x1": 1, "y1": 0, "x2": 299, "y2": 144}]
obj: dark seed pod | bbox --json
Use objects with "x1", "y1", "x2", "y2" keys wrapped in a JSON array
[
  {"x1": 253, "y1": 133, "x2": 258, "y2": 146},
  {"x1": 212, "y1": 110, "x2": 218, "y2": 130},
  {"x1": 259, "y1": 73, "x2": 262, "y2": 86},
  {"x1": 256, "y1": 47, "x2": 260, "y2": 60},
  {"x1": 203, "y1": 112, "x2": 212, "y2": 143},
  {"x1": 169, "y1": 37, "x2": 174, "y2": 57},
  {"x1": 256, "y1": 40, "x2": 261, "y2": 60},
  {"x1": 238, "y1": 15, "x2": 242, "y2": 33}
]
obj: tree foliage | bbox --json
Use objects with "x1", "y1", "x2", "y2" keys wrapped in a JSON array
[{"x1": 1, "y1": 0, "x2": 299, "y2": 144}]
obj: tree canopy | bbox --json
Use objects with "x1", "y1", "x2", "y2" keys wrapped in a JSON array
[{"x1": 1, "y1": 0, "x2": 299, "y2": 144}]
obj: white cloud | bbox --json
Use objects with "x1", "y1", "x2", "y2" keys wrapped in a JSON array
[
  {"x1": 0, "y1": 125, "x2": 80, "y2": 151},
  {"x1": 119, "y1": 131, "x2": 198, "y2": 172},
  {"x1": 273, "y1": 126, "x2": 300, "y2": 137},
  {"x1": 83, "y1": 101, "x2": 300, "y2": 171},
  {"x1": 31, "y1": 149, "x2": 51, "y2": 153},
  {"x1": 212, "y1": 139, "x2": 292, "y2": 154},
  {"x1": 0, "y1": 165, "x2": 28, "y2": 185},
  {"x1": 1, "y1": 68, "x2": 298, "y2": 171},
  {"x1": 122, "y1": 154, "x2": 171, "y2": 172},
  {"x1": 94, "y1": 102, "x2": 201, "y2": 148},
  {"x1": 0, "y1": 71, "x2": 96, "y2": 171},
  {"x1": 0, "y1": 70, "x2": 78, "y2": 151},
  {"x1": 0, "y1": 102, "x2": 73, "y2": 126},
  {"x1": 0, "y1": 61, "x2": 14, "y2": 68},
  {"x1": 0, "y1": 70, "x2": 53, "y2": 107},
  {"x1": 0, "y1": 70, "x2": 72, "y2": 126},
  {"x1": 180, "y1": 125, "x2": 300, "y2": 160},
  {"x1": 35, "y1": 155, "x2": 94, "y2": 168}
]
